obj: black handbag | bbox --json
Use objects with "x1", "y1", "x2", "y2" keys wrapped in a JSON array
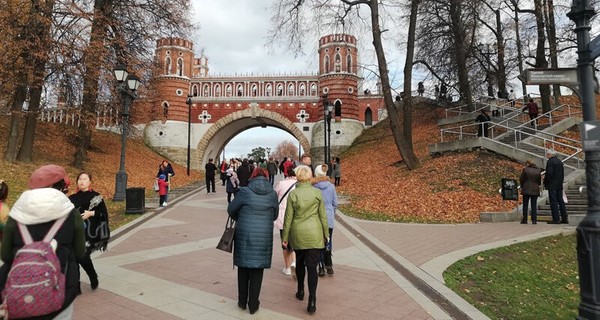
[{"x1": 216, "y1": 216, "x2": 235, "y2": 253}]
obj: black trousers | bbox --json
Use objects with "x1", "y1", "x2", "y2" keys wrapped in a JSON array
[
  {"x1": 295, "y1": 249, "x2": 321, "y2": 299},
  {"x1": 237, "y1": 267, "x2": 264, "y2": 311},
  {"x1": 206, "y1": 176, "x2": 216, "y2": 193},
  {"x1": 78, "y1": 250, "x2": 98, "y2": 281}
]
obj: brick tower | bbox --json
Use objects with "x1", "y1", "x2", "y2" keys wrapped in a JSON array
[
  {"x1": 313, "y1": 34, "x2": 364, "y2": 161},
  {"x1": 152, "y1": 38, "x2": 195, "y2": 122}
]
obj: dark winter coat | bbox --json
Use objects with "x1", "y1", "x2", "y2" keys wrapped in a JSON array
[
  {"x1": 205, "y1": 162, "x2": 217, "y2": 178},
  {"x1": 237, "y1": 163, "x2": 253, "y2": 187},
  {"x1": 227, "y1": 176, "x2": 278, "y2": 269},
  {"x1": 544, "y1": 156, "x2": 564, "y2": 190},
  {"x1": 520, "y1": 165, "x2": 542, "y2": 196},
  {"x1": 69, "y1": 190, "x2": 110, "y2": 250},
  {"x1": 156, "y1": 163, "x2": 175, "y2": 178}
]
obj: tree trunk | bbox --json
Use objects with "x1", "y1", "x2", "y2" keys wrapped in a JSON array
[
  {"x1": 449, "y1": 0, "x2": 473, "y2": 108},
  {"x1": 402, "y1": 0, "x2": 421, "y2": 151},
  {"x1": 544, "y1": 0, "x2": 560, "y2": 106},
  {"x1": 514, "y1": 8, "x2": 527, "y2": 101},
  {"x1": 73, "y1": 0, "x2": 112, "y2": 168},
  {"x1": 534, "y1": 0, "x2": 551, "y2": 113},
  {"x1": 369, "y1": 0, "x2": 420, "y2": 169},
  {"x1": 17, "y1": 0, "x2": 55, "y2": 163},
  {"x1": 495, "y1": 9, "x2": 508, "y2": 97},
  {"x1": 4, "y1": 84, "x2": 26, "y2": 163}
]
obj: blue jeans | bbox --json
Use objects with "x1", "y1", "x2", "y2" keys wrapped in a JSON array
[
  {"x1": 522, "y1": 194, "x2": 538, "y2": 222},
  {"x1": 547, "y1": 188, "x2": 567, "y2": 222}
]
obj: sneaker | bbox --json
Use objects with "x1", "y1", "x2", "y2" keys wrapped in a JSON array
[
  {"x1": 163, "y1": 202, "x2": 168, "y2": 206},
  {"x1": 318, "y1": 265, "x2": 326, "y2": 277},
  {"x1": 290, "y1": 263, "x2": 297, "y2": 281},
  {"x1": 325, "y1": 266, "x2": 334, "y2": 275},
  {"x1": 282, "y1": 267, "x2": 292, "y2": 276}
]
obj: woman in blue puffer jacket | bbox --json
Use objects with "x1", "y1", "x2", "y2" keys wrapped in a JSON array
[{"x1": 227, "y1": 167, "x2": 278, "y2": 315}]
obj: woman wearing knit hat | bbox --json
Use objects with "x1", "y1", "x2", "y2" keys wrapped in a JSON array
[{"x1": 0, "y1": 164, "x2": 86, "y2": 319}]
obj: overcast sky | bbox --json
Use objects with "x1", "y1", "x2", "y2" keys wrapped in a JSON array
[{"x1": 188, "y1": 0, "x2": 316, "y2": 158}]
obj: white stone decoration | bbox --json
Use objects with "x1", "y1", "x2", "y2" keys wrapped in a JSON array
[
  {"x1": 198, "y1": 110, "x2": 212, "y2": 123},
  {"x1": 296, "y1": 110, "x2": 309, "y2": 123}
]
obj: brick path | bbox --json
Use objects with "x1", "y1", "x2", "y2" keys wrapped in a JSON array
[{"x1": 73, "y1": 182, "x2": 573, "y2": 319}]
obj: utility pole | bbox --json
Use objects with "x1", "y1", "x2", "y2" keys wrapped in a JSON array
[{"x1": 567, "y1": 1, "x2": 600, "y2": 319}]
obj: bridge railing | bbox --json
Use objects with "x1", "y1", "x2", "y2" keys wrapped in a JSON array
[{"x1": 38, "y1": 106, "x2": 120, "y2": 129}]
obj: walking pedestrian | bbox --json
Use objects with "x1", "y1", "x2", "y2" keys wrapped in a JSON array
[
  {"x1": 205, "y1": 158, "x2": 217, "y2": 193},
  {"x1": 332, "y1": 157, "x2": 341, "y2": 186},
  {"x1": 508, "y1": 89, "x2": 517, "y2": 108},
  {"x1": 227, "y1": 167, "x2": 278, "y2": 315},
  {"x1": 282, "y1": 165, "x2": 329, "y2": 314},
  {"x1": 476, "y1": 109, "x2": 491, "y2": 137},
  {"x1": 274, "y1": 166, "x2": 297, "y2": 277},
  {"x1": 157, "y1": 174, "x2": 169, "y2": 207},
  {"x1": 225, "y1": 168, "x2": 240, "y2": 203},
  {"x1": 157, "y1": 160, "x2": 175, "y2": 205},
  {"x1": 417, "y1": 82, "x2": 425, "y2": 96},
  {"x1": 220, "y1": 160, "x2": 228, "y2": 186},
  {"x1": 0, "y1": 164, "x2": 86, "y2": 319},
  {"x1": 544, "y1": 150, "x2": 568, "y2": 224},
  {"x1": 522, "y1": 99, "x2": 539, "y2": 127},
  {"x1": 69, "y1": 172, "x2": 110, "y2": 291},
  {"x1": 519, "y1": 161, "x2": 542, "y2": 224},
  {"x1": 267, "y1": 157, "x2": 278, "y2": 186},
  {"x1": 237, "y1": 158, "x2": 253, "y2": 187},
  {"x1": 313, "y1": 164, "x2": 338, "y2": 276}
]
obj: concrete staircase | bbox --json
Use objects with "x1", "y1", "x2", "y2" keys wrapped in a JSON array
[
  {"x1": 146, "y1": 181, "x2": 204, "y2": 208},
  {"x1": 430, "y1": 101, "x2": 585, "y2": 225}
]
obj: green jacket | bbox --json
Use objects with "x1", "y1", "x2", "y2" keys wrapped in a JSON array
[{"x1": 282, "y1": 182, "x2": 329, "y2": 250}]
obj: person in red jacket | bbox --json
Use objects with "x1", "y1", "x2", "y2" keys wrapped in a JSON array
[
  {"x1": 523, "y1": 99, "x2": 539, "y2": 127},
  {"x1": 157, "y1": 174, "x2": 169, "y2": 207}
]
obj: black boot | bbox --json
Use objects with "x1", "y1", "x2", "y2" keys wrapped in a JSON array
[
  {"x1": 318, "y1": 264, "x2": 325, "y2": 277},
  {"x1": 295, "y1": 290, "x2": 304, "y2": 301},
  {"x1": 90, "y1": 276, "x2": 99, "y2": 290},
  {"x1": 520, "y1": 216, "x2": 527, "y2": 224},
  {"x1": 307, "y1": 296, "x2": 316, "y2": 314}
]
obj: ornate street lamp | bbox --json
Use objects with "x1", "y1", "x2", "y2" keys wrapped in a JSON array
[
  {"x1": 568, "y1": 2, "x2": 600, "y2": 319},
  {"x1": 266, "y1": 147, "x2": 271, "y2": 159},
  {"x1": 186, "y1": 95, "x2": 193, "y2": 176},
  {"x1": 326, "y1": 103, "x2": 334, "y2": 166},
  {"x1": 113, "y1": 65, "x2": 141, "y2": 201}
]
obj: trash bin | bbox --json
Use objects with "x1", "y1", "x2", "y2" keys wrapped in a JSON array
[
  {"x1": 126, "y1": 187, "x2": 145, "y2": 214},
  {"x1": 501, "y1": 178, "x2": 518, "y2": 201}
]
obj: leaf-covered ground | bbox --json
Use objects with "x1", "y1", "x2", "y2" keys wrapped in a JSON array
[
  {"x1": 338, "y1": 103, "x2": 523, "y2": 223},
  {"x1": 0, "y1": 118, "x2": 203, "y2": 227}
]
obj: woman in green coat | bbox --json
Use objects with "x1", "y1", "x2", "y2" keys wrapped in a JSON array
[{"x1": 281, "y1": 165, "x2": 329, "y2": 314}]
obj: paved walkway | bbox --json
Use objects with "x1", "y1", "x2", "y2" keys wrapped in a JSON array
[{"x1": 73, "y1": 182, "x2": 574, "y2": 319}]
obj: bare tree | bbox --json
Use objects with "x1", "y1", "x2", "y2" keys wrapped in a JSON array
[{"x1": 269, "y1": 0, "x2": 420, "y2": 169}]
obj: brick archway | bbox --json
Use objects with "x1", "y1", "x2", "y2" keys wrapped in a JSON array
[{"x1": 196, "y1": 108, "x2": 311, "y2": 166}]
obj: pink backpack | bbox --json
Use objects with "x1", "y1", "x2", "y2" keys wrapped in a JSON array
[{"x1": 2, "y1": 216, "x2": 67, "y2": 319}]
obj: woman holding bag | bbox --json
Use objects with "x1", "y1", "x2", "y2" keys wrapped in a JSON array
[
  {"x1": 69, "y1": 172, "x2": 110, "y2": 291},
  {"x1": 282, "y1": 165, "x2": 329, "y2": 314},
  {"x1": 519, "y1": 160, "x2": 542, "y2": 224},
  {"x1": 227, "y1": 167, "x2": 278, "y2": 315}
]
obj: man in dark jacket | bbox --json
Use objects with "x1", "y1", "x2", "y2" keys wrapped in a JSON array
[
  {"x1": 237, "y1": 158, "x2": 253, "y2": 187},
  {"x1": 544, "y1": 150, "x2": 568, "y2": 224},
  {"x1": 266, "y1": 157, "x2": 278, "y2": 186},
  {"x1": 205, "y1": 158, "x2": 217, "y2": 193},
  {"x1": 0, "y1": 164, "x2": 86, "y2": 319},
  {"x1": 476, "y1": 109, "x2": 491, "y2": 137}
]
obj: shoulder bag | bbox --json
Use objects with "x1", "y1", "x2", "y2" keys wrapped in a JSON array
[{"x1": 216, "y1": 216, "x2": 235, "y2": 253}]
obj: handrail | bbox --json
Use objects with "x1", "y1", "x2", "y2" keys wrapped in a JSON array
[{"x1": 439, "y1": 120, "x2": 584, "y2": 170}]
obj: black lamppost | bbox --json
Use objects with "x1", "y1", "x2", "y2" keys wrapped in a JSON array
[
  {"x1": 322, "y1": 94, "x2": 334, "y2": 164},
  {"x1": 266, "y1": 147, "x2": 271, "y2": 159},
  {"x1": 568, "y1": 2, "x2": 600, "y2": 319},
  {"x1": 113, "y1": 65, "x2": 141, "y2": 201},
  {"x1": 186, "y1": 95, "x2": 192, "y2": 176},
  {"x1": 326, "y1": 102, "x2": 334, "y2": 165}
]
